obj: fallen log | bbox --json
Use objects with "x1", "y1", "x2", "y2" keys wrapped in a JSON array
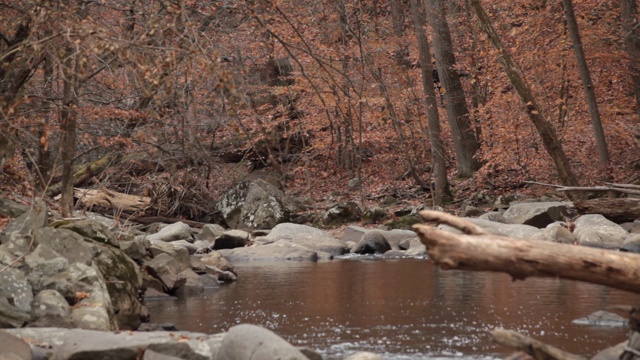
[
  {"x1": 75, "y1": 187, "x2": 151, "y2": 213},
  {"x1": 46, "y1": 154, "x2": 120, "y2": 197},
  {"x1": 491, "y1": 329, "x2": 585, "y2": 360},
  {"x1": 573, "y1": 198, "x2": 640, "y2": 222},
  {"x1": 412, "y1": 210, "x2": 640, "y2": 294}
]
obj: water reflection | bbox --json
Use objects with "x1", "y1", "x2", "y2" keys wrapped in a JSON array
[{"x1": 146, "y1": 259, "x2": 639, "y2": 359}]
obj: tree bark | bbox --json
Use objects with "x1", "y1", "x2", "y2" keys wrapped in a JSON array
[
  {"x1": 621, "y1": 0, "x2": 640, "y2": 116},
  {"x1": 410, "y1": 0, "x2": 451, "y2": 205},
  {"x1": 413, "y1": 210, "x2": 640, "y2": 294},
  {"x1": 470, "y1": 0, "x2": 579, "y2": 187},
  {"x1": 425, "y1": 0, "x2": 481, "y2": 178},
  {"x1": 561, "y1": 0, "x2": 611, "y2": 178},
  {"x1": 60, "y1": 54, "x2": 79, "y2": 217}
]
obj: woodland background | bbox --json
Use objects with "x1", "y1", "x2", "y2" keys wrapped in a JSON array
[{"x1": 0, "y1": 0, "x2": 639, "y2": 223}]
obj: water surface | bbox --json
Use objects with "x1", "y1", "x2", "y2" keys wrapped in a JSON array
[{"x1": 146, "y1": 258, "x2": 639, "y2": 359}]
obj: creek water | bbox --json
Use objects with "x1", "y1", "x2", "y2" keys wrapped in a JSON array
[{"x1": 146, "y1": 257, "x2": 640, "y2": 359}]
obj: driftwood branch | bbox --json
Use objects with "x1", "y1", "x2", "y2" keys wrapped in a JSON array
[
  {"x1": 413, "y1": 211, "x2": 640, "y2": 294},
  {"x1": 491, "y1": 329, "x2": 585, "y2": 360},
  {"x1": 525, "y1": 181, "x2": 640, "y2": 196}
]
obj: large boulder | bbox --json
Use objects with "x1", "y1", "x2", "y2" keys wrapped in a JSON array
[
  {"x1": 261, "y1": 223, "x2": 346, "y2": 256},
  {"x1": 218, "y1": 241, "x2": 324, "y2": 262},
  {"x1": 220, "y1": 324, "x2": 307, "y2": 360},
  {"x1": 215, "y1": 179, "x2": 290, "y2": 230},
  {"x1": 145, "y1": 222, "x2": 192, "y2": 242},
  {"x1": 573, "y1": 214, "x2": 627, "y2": 249},
  {"x1": 352, "y1": 230, "x2": 392, "y2": 254},
  {"x1": 502, "y1": 201, "x2": 572, "y2": 228},
  {"x1": 0, "y1": 197, "x2": 29, "y2": 218}
]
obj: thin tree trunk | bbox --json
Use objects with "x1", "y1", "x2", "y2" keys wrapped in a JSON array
[
  {"x1": 470, "y1": 0, "x2": 579, "y2": 187},
  {"x1": 621, "y1": 0, "x2": 640, "y2": 116},
  {"x1": 562, "y1": 0, "x2": 611, "y2": 178},
  {"x1": 391, "y1": 0, "x2": 409, "y2": 67},
  {"x1": 410, "y1": 0, "x2": 451, "y2": 205},
  {"x1": 60, "y1": 55, "x2": 79, "y2": 217},
  {"x1": 424, "y1": 0, "x2": 481, "y2": 178}
]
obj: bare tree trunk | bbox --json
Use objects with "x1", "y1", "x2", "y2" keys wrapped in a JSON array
[
  {"x1": 622, "y1": 0, "x2": 640, "y2": 116},
  {"x1": 470, "y1": 0, "x2": 579, "y2": 187},
  {"x1": 391, "y1": 0, "x2": 409, "y2": 67},
  {"x1": 562, "y1": 0, "x2": 611, "y2": 178},
  {"x1": 410, "y1": 0, "x2": 451, "y2": 205},
  {"x1": 60, "y1": 55, "x2": 79, "y2": 217},
  {"x1": 424, "y1": 0, "x2": 480, "y2": 178}
]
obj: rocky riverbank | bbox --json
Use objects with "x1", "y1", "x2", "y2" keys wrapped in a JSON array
[{"x1": 0, "y1": 196, "x2": 638, "y2": 359}]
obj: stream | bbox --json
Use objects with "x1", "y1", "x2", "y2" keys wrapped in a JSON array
[{"x1": 146, "y1": 258, "x2": 640, "y2": 359}]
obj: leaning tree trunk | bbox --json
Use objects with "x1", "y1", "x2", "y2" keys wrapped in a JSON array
[
  {"x1": 410, "y1": 0, "x2": 451, "y2": 205},
  {"x1": 470, "y1": 0, "x2": 579, "y2": 187},
  {"x1": 562, "y1": 0, "x2": 611, "y2": 178},
  {"x1": 425, "y1": 0, "x2": 481, "y2": 178}
]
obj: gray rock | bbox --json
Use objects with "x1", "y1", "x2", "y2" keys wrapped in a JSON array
[
  {"x1": 32, "y1": 228, "x2": 96, "y2": 266},
  {"x1": 0, "y1": 297, "x2": 30, "y2": 328},
  {"x1": 120, "y1": 237, "x2": 150, "y2": 261},
  {"x1": 621, "y1": 233, "x2": 640, "y2": 253},
  {"x1": 573, "y1": 214, "x2": 627, "y2": 249},
  {"x1": 0, "y1": 200, "x2": 48, "y2": 245},
  {"x1": 362, "y1": 207, "x2": 389, "y2": 224},
  {"x1": 216, "y1": 179, "x2": 290, "y2": 230},
  {"x1": 592, "y1": 342, "x2": 626, "y2": 360},
  {"x1": 352, "y1": 230, "x2": 391, "y2": 254},
  {"x1": 621, "y1": 221, "x2": 640, "y2": 234},
  {"x1": 220, "y1": 323, "x2": 308, "y2": 360},
  {"x1": 0, "y1": 330, "x2": 32, "y2": 360},
  {"x1": 146, "y1": 222, "x2": 192, "y2": 242},
  {"x1": 175, "y1": 269, "x2": 204, "y2": 296},
  {"x1": 24, "y1": 244, "x2": 69, "y2": 274},
  {"x1": 572, "y1": 310, "x2": 627, "y2": 327},
  {"x1": 55, "y1": 219, "x2": 119, "y2": 248},
  {"x1": 502, "y1": 201, "x2": 572, "y2": 228},
  {"x1": 439, "y1": 218, "x2": 543, "y2": 240},
  {"x1": 3, "y1": 328, "x2": 224, "y2": 360},
  {"x1": 170, "y1": 240, "x2": 200, "y2": 255},
  {"x1": 405, "y1": 238, "x2": 427, "y2": 256},
  {"x1": 92, "y1": 244, "x2": 144, "y2": 330},
  {"x1": 199, "y1": 251, "x2": 234, "y2": 274},
  {"x1": 0, "y1": 267, "x2": 32, "y2": 313},
  {"x1": 212, "y1": 230, "x2": 250, "y2": 250},
  {"x1": 323, "y1": 201, "x2": 362, "y2": 225},
  {"x1": 28, "y1": 290, "x2": 72, "y2": 328},
  {"x1": 538, "y1": 223, "x2": 575, "y2": 244},
  {"x1": 144, "y1": 253, "x2": 189, "y2": 292},
  {"x1": 149, "y1": 241, "x2": 192, "y2": 270},
  {"x1": 67, "y1": 263, "x2": 117, "y2": 331},
  {"x1": 478, "y1": 211, "x2": 508, "y2": 223},
  {"x1": 461, "y1": 205, "x2": 483, "y2": 217},
  {"x1": 218, "y1": 241, "x2": 322, "y2": 262},
  {"x1": 0, "y1": 197, "x2": 29, "y2": 218},
  {"x1": 197, "y1": 224, "x2": 226, "y2": 240},
  {"x1": 342, "y1": 225, "x2": 368, "y2": 243}
]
